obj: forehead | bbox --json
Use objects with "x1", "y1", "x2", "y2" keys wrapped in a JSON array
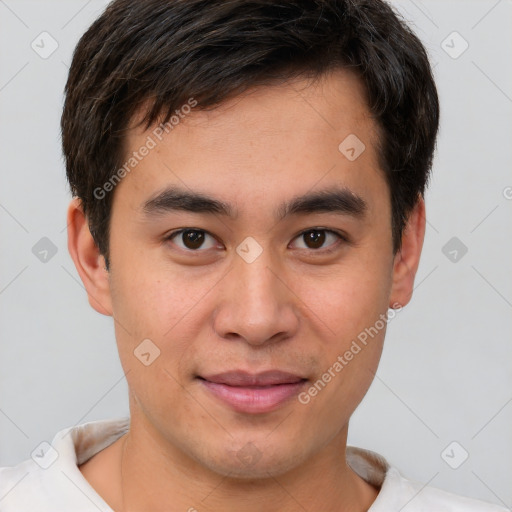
[{"x1": 116, "y1": 68, "x2": 384, "y2": 216}]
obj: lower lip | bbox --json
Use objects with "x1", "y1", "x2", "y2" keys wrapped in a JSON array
[{"x1": 199, "y1": 379, "x2": 307, "y2": 414}]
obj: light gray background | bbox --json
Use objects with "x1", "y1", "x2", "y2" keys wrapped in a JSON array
[{"x1": 1, "y1": 0, "x2": 511, "y2": 508}]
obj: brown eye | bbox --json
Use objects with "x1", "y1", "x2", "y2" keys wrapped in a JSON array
[
  {"x1": 168, "y1": 229, "x2": 217, "y2": 251},
  {"x1": 291, "y1": 229, "x2": 344, "y2": 251},
  {"x1": 303, "y1": 230, "x2": 326, "y2": 249},
  {"x1": 182, "y1": 230, "x2": 204, "y2": 249}
]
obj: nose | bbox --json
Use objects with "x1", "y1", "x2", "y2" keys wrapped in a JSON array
[{"x1": 212, "y1": 245, "x2": 299, "y2": 347}]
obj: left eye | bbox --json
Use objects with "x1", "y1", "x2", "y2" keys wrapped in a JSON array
[
  {"x1": 290, "y1": 229, "x2": 344, "y2": 251},
  {"x1": 167, "y1": 229, "x2": 218, "y2": 251}
]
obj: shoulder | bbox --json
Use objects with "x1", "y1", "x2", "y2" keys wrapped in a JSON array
[
  {"x1": 0, "y1": 459, "x2": 38, "y2": 506},
  {"x1": 0, "y1": 417, "x2": 129, "y2": 511},
  {"x1": 0, "y1": 453, "x2": 112, "y2": 512},
  {"x1": 401, "y1": 469, "x2": 508, "y2": 511},
  {"x1": 377, "y1": 466, "x2": 509, "y2": 512},
  {"x1": 346, "y1": 446, "x2": 508, "y2": 512}
]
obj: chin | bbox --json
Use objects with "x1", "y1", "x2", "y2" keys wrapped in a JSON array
[{"x1": 196, "y1": 440, "x2": 309, "y2": 480}]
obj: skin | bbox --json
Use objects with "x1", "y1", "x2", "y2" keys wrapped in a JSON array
[{"x1": 68, "y1": 68, "x2": 425, "y2": 512}]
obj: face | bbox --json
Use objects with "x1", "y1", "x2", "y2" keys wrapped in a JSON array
[{"x1": 81, "y1": 69, "x2": 409, "y2": 479}]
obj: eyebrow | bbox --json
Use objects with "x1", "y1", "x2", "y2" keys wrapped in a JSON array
[{"x1": 142, "y1": 185, "x2": 368, "y2": 221}]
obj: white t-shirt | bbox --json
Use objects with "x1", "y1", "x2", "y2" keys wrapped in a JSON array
[{"x1": 0, "y1": 417, "x2": 507, "y2": 511}]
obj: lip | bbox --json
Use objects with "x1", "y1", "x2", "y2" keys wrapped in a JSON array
[{"x1": 198, "y1": 370, "x2": 308, "y2": 414}]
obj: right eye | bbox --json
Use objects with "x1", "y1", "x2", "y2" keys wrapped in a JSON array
[{"x1": 165, "y1": 229, "x2": 220, "y2": 252}]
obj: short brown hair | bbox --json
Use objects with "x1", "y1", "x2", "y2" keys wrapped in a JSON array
[{"x1": 61, "y1": 0, "x2": 439, "y2": 267}]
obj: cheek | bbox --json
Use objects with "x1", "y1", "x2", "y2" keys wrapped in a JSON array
[
  {"x1": 295, "y1": 256, "x2": 392, "y2": 341},
  {"x1": 292, "y1": 251, "x2": 392, "y2": 401},
  {"x1": 109, "y1": 253, "x2": 208, "y2": 338},
  {"x1": 108, "y1": 258, "x2": 221, "y2": 399},
  {"x1": 297, "y1": 305, "x2": 387, "y2": 435},
  {"x1": 125, "y1": 362, "x2": 204, "y2": 448}
]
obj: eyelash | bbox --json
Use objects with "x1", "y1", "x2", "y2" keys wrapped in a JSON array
[{"x1": 163, "y1": 227, "x2": 349, "y2": 254}]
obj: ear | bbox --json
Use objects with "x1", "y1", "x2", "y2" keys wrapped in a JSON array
[
  {"x1": 67, "y1": 198, "x2": 113, "y2": 316},
  {"x1": 389, "y1": 196, "x2": 426, "y2": 309}
]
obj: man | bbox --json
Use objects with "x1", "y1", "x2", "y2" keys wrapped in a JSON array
[{"x1": 0, "y1": 0, "x2": 507, "y2": 510}]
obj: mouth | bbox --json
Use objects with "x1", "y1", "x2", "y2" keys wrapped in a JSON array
[{"x1": 197, "y1": 370, "x2": 308, "y2": 414}]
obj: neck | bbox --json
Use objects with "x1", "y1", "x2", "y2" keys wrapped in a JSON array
[{"x1": 115, "y1": 417, "x2": 378, "y2": 512}]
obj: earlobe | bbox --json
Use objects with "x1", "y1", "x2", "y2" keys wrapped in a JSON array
[
  {"x1": 389, "y1": 197, "x2": 426, "y2": 309},
  {"x1": 66, "y1": 198, "x2": 113, "y2": 316}
]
